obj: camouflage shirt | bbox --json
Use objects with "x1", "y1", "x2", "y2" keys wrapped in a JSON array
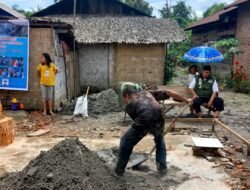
[{"x1": 125, "y1": 90, "x2": 169, "y2": 130}]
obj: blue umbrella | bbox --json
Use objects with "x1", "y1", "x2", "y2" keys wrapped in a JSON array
[{"x1": 183, "y1": 46, "x2": 224, "y2": 63}]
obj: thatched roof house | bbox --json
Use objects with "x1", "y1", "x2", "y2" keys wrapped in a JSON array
[{"x1": 30, "y1": 0, "x2": 186, "y2": 100}]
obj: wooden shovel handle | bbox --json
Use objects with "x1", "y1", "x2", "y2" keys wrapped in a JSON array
[{"x1": 85, "y1": 86, "x2": 90, "y2": 96}]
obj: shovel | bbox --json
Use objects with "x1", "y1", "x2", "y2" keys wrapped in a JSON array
[{"x1": 127, "y1": 104, "x2": 189, "y2": 169}]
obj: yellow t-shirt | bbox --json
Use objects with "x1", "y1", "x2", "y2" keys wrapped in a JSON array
[{"x1": 37, "y1": 63, "x2": 57, "y2": 86}]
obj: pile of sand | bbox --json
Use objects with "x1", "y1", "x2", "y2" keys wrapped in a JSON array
[
  {"x1": 0, "y1": 138, "x2": 126, "y2": 190},
  {"x1": 88, "y1": 89, "x2": 121, "y2": 115}
]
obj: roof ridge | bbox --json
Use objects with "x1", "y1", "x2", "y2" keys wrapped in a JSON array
[{"x1": 0, "y1": 2, "x2": 26, "y2": 19}]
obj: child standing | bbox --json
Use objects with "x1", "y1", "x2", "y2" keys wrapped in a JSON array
[
  {"x1": 37, "y1": 53, "x2": 58, "y2": 116},
  {"x1": 188, "y1": 64, "x2": 199, "y2": 84}
]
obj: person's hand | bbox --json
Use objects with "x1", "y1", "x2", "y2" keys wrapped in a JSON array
[
  {"x1": 186, "y1": 99, "x2": 193, "y2": 105},
  {"x1": 192, "y1": 95, "x2": 198, "y2": 101},
  {"x1": 208, "y1": 100, "x2": 213, "y2": 108}
]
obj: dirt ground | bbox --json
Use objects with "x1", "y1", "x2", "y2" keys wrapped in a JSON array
[{"x1": 0, "y1": 80, "x2": 250, "y2": 189}]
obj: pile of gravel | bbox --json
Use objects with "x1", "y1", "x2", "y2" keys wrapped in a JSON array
[
  {"x1": 88, "y1": 89, "x2": 121, "y2": 115},
  {"x1": 0, "y1": 138, "x2": 126, "y2": 190}
]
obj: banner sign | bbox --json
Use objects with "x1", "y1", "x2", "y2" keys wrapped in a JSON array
[{"x1": 0, "y1": 19, "x2": 29, "y2": 91}]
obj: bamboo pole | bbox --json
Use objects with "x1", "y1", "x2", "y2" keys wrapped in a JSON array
[
  {"x1": 173, "y1": 118, "x2": 214, "y2": 123},
  {"x1": 73, "y1": 0, "x2": 77, "y2": 100}
]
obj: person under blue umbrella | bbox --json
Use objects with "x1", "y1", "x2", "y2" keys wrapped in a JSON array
[{"x1": 188, "y1": 65, "x2": 224, "y2": 118}]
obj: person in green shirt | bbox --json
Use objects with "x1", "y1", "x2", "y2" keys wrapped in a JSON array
[{"x1": 189, "y1": 65, "x2": 224, "y2": 118}]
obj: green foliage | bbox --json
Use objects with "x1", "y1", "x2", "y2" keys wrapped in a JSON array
[
  {"x1": 213, "y1": 38, "x2": 244, "y2": 79},
  {"x1": 221, "y1": 62, "x2": 250, "y2": 94},
  {"x1": 232, "y1": 62, "x2": 249, "y2": 93},
  {"x1": 159, "y1": 1, "x2": 198, "y2": 28},
  {"x1": 122, "y1": 0, "x2": 153, "y2": 15},
  {"x1": 213, "y1": 38, "x2": 243, "y2": 59},
  {"x1": 159, "y1": 5, "x2": 171, "y2": 18},
  {"x1": 12, "y1": 5, "x2": 42, "y2": 17},
  {"x1": 164, "y1": 39, "x2": 192, "y2": 84},
  {"x1": 203, "y1": 3, "x2": 226, "y2": 18}
]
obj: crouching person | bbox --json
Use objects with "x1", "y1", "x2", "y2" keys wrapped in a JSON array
[
  {"x1": 189, "y1": 65, "x2": 224, "y2": 118},
  {"x1": 115, "y1": 87, "x2": 190, "y2": 176}
]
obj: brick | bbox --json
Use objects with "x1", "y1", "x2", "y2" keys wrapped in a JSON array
[{"x1": 0, "y1": 117, "x2": 15, "y2": 146}]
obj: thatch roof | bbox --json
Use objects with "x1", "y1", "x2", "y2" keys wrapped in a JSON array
[{"x1": 33, "y1": 15, "x2": 186, "y2": 44}]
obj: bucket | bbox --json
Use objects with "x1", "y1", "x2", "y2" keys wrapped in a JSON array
[{"x1": 11, "y1": 103, "x2": 19, "y2": 111}]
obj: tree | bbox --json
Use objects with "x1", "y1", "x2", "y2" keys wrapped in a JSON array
[
  {"x1": 203, "y1": 3, "x2": 226, "y2": 18},
  {"x1": 159, "y1": 4, "x2": 171, "y2": 18},
  {"x1": 122, "y1": 0, "x2": 153, "y2": 16},
  {"x1": 159, "y1": 1, "x2": 196, "y2": 82},
  {"x1": 12, "y1": 5, "x2": 42, "y2": 17},
  {"x1": 159, "y1": 1, "x2": 197, "y2": 28},
  {"x1": 172, "y1": 1, "x2": 193, "y2": 27}
]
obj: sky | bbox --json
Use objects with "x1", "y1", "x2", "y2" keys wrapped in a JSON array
[{"x1": 1, "y1": 0, "x2": 235, "y2": 18}]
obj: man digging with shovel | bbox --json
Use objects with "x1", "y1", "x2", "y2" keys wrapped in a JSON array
[{"x1": 115, "y1": 87, "x2": 191, "y2": 176}]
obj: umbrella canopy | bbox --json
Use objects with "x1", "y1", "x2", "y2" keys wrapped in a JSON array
[{"x1": 183, "y1": 46, "x2": 224, "y2": 63}]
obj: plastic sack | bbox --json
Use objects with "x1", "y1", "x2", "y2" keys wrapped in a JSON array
[{"x1": 73, "y1": 95, "x2": 88, "y2": 117}]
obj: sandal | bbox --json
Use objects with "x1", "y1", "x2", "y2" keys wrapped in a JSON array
[{"x1": 50, "y1": 112, "x2": 55, "y2": 116}]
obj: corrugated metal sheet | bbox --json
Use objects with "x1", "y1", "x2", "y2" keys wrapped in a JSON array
[
  {"x1": 0, "y1": 2, "x2": 25, "y2": 19},
  {"x1": 33, "y1": 0, "x2": 149, "y2": 17},
  {"x1": 186, "y1": 6, "x2": 237, "y2": 30}
]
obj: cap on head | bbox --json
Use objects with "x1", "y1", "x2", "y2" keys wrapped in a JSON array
[
  {"x1": 202, "y1": 65, "x2": 211, "y2": 72},
  {"x1": 122, "y1": 86, "x2": 137, "y2": 97}
]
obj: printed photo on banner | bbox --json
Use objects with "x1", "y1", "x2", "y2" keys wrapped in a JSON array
[{"x1": 0, "y1": 19, "x2": 29, "y2": 91}]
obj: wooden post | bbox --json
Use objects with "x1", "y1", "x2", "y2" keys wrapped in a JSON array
[{"x1": 211, "y1": 120, "x2": 216, "y2": 132}]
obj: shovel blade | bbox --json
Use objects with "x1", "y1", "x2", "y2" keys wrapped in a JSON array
[{"x1": 127, "y1": 154, "x2": 148, "y2": 169}]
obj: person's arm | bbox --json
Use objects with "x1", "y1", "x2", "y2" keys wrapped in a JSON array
[
  {"x1": 148, "y1": 90, "x2": 169, "y2": 101},
  {"x1": 188, "y1": 78, "x2": 198, "y2": 100},
  {"x1": 37, "y1": 65, "x2": 41, "y2": 78},
  {"x1": 167, "y1": 90, "x2": 190, "y2": 104},
  {"x1": 53, "y1": 64, "x2": 58, "y2": 75},
  {"x1": 208, "y1": 80, "x2": 219, "y2": 107},
  {"x1": 149, "y1": 90, "x2": 190, "y2": 104}
]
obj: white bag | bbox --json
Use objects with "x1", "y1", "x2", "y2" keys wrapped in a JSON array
[{"x1": 73, "y1": 95, "x2": 88, "y2": 117}]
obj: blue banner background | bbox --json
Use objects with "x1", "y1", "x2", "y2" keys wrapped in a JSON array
[{"x1": 0, "y1": 19, "x2": 29, "y2": 91}]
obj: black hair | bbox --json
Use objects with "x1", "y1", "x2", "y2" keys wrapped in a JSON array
[
  {"x1": 202, "y1": 65, "x2": 211, "y2": 72},
  {"x1": 42, "y1": 53, "x2": 52, "y2": 68},
  {"x1": 189, "y1": 64, "x2": 198, "y2": 73},
  {"x1": 122, "y1": 86, "x2": 137, "y2": 97}
]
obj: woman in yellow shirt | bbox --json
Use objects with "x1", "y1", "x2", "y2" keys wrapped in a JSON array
[{"x1": 37, "y1": 53, "x2": 58, "y2": 116}]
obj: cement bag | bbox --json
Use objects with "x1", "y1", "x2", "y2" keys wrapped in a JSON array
[{"x1": 73, "y1": 96, "x2": 88, "y2": 117}]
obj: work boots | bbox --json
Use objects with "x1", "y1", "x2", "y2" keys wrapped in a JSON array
[
  {"x1": 114, "y1": 167, "x2": 125, "y2": 177},
  {"x1": 156, "y1": 162, "x2": 167, "y2": 176}
]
